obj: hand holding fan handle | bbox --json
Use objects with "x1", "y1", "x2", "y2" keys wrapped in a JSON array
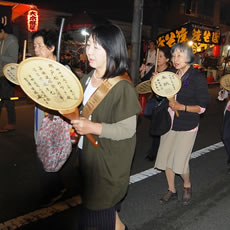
[
  {"x1": 168, "y1": 97, "x2": 179, "y2": 117},
  {"x1": 59, "y1": 108, "x2": 99, "y2": 147},
  {"x1": 151, "y1": 71, "x2": 181, "y2": 118}
]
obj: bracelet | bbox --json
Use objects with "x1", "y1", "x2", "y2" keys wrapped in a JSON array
[{"x1": 185, "y1": 105, "x2": 187, "y2": 112}]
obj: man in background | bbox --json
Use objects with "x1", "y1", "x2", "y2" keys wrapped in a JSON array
[
  {"x1": 139, "y1": 40, "x2": 157, "y2": 78},
  {"x1": 0, "y1": 21, "x2": 19, "y2": 132}
]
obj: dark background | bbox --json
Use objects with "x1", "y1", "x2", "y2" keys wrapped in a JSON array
[{"x1": 6, "y1": 0, "x2": 172, "y2": 26}]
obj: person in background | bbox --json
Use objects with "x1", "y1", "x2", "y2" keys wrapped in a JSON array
[
  {"x1": 141, "y1": 46, "x2": 175, "y2": 162},
  {"x1": 218, "y1": 88, "x2": 230, "y2": 174},
  {"x1": 32, "y1": 29, "x2": 71, "y2": 206},
  {"x1": 139, "y1": 40, "x2": 156, "y2": 77},
  {"x1": 0, "y1": 22, "x2": 18, "y2": 133},
  {"x1": 217, "y1": 87, "x2": 229, "y2": 102},
  {"x1": 154, "y1": 42, "x2": 210, "y2": 205},
  {"x1": 79, "y1": 50, "x2": 88, "y2": 73},
  {"x1": 71, "y1": 23, "x2": 141, "y2": 230},
  {"x1": 141, "y1": 46, "x2": 174, "y2": 82},
  {"x1": 32, "y1": 29, "x2": 59, "y2": 143}
]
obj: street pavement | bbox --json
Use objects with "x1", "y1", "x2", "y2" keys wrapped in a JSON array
[{"x1": 1, "y1": 85, "x2": 230, "y2": 230}]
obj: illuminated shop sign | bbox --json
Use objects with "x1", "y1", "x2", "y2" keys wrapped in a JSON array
[{"x1": 157, "y1": 22, "x2": 220, "y2": 52}]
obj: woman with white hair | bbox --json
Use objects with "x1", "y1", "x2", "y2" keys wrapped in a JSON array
[{"x1": 154, "y1": 42, "x2": 210, "y2": 205}]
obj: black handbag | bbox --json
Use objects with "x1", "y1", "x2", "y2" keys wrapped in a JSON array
[
  {"x1": 149, "y1": 98, "x2": 171, "y2": 136},
  {"x1": 144, "y1": 95, "x2": 160, "y2": 117}
]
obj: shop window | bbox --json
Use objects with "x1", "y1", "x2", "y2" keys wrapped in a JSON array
[
  {"x1": 197, "y1": 0, "x2": 214, "y2": 17},
  {"x1": 220, "y1": 3, "x2": 230, "y2": 26},
  {"x1": 184, "y1": 0, "x2": 197, "y2": 15}
]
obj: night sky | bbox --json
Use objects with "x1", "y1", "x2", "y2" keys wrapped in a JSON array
[
  {"x1": 9, "y1": 0, "x2": 134, "y2": 15},
  {"x1": 7, "y1": 0, "x2": 135, "y2": 23}
]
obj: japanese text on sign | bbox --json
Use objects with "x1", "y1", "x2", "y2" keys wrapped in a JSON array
[{"x1": 157, "y1": 23, "x2": 220, "y2": 48}]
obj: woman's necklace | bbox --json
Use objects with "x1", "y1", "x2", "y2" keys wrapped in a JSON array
[
  {"x1": 92, "y1": 72, "x2": 103, "y2": 81},
  {"x1": 91, "y1": 72, "x2": 104, "y2": 88}
]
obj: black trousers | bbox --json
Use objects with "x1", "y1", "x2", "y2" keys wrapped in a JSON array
[
  {"x1": 146, "y1": 135, "x2": 160, "y2": 159},
  {"x1": 221, "y1": 110, "x2": 230, "y2": 164},
  {"x1": 0, "y1": 77, "x2": 16, "y2": 124}
]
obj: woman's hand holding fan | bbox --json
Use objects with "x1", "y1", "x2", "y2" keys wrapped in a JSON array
[
  {"x1": 151, "y1": 71, "x2": 181, "y2": 117},
  {"x1": 17, "y1": 57, "x2": 98, "y2": 147}
]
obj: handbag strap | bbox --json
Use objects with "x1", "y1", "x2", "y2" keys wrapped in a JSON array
[{"x1": 82, "y1": 73, "x2": 131, "y2": 118}]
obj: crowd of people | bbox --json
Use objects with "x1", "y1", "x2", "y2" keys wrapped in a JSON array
[
  {"x1": 60, "y1": 48, "x2": 90, "y2": 79},
  {"x1": 2, "y1": 17, "x2": 230, "y2": 229}
]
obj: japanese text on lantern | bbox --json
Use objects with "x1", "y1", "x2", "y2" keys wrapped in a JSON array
[{"x1": 27, "y1": 9, "x2": 39, "y2": 32}]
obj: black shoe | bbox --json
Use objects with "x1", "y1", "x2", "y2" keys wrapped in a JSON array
[
  {"x1": 160, "y1": 190, "x2": 178, "y2": 204},
  {"x1": 182, "y1": 187, "x2": 192, "y2": 205},
  {"x1": 125, "y1": 225, "x2": 128, "y2": 230}
]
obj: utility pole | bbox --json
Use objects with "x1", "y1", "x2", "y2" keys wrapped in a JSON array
[
  {"x1": 130, "y1": 0, "x2": 144, "y2": 85},
  {"x1": 213, "y1": 0, "x2": 220, "y2": 27}
]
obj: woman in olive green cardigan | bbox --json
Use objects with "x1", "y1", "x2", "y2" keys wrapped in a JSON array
[{"x1": 71, "y1": 24, "x2": 141, "y2": 230}]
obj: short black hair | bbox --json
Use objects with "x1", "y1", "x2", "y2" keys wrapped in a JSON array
[
  {"x1": 159, "y1": 46, "x2": 171, "y2": 60},
  {"x1": 88, "y1": 23, "x2": 129, "y2": 79},
  {"x1": 32, "y1": 29, "x2": 58, "y2": 55},
  {"x1": 149, "y1": 40, "x2": 156, "y2": 45}
]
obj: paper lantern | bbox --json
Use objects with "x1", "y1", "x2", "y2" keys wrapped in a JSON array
[
  {"x1": 139, "y1": 94, "x2": 147, "y2": 115},
  {"x1": 212, "y1": 45, "x2": 220, "y2": 57},
  {"x1": 27, "y1": 9, "x2": 39, "y2": 32}
]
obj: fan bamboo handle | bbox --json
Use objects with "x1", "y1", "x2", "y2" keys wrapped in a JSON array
[
  {"x1": 168, "y1": 97, "x2": 179, "y2": 117},
  {"x1": 59, "y1": 108, "x2": 99, "y2": 147},
  {"x1": 155, "y1": 48, "x2": 159, "y2": 72},
  {"x1": 85, "y1": 134, "x2": 99, "y2": 147}
]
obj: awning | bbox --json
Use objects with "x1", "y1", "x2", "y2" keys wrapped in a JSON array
[{"x1": 64, "y1": 12, "x2": 94, "y2": 31}]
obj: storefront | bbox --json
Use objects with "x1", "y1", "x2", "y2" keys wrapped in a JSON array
[
  {"x1": 0, "y1": 1, "x2": 39, "y2": 32},
  {"x1": 219, "y1": 31, "x2": 230, "y2": 76},
  {"x1": 156, "y1": 22, "x2": 221, "y2": 84},
  {"x1": 157, "y1": 22, "x2": 220, "y2": 53},
  {"x1": 0, "y1": 1, "x2": 39, "y2": 98},
  {"x1": 0, "y1": 1, "x2": 40, "y2": 56},
  {"x1": 0, "y1": 1, "x2": 72, "y2": 55},
  {"x1": 0, "y1": 1, "x2": 38, "y2": 22}
]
